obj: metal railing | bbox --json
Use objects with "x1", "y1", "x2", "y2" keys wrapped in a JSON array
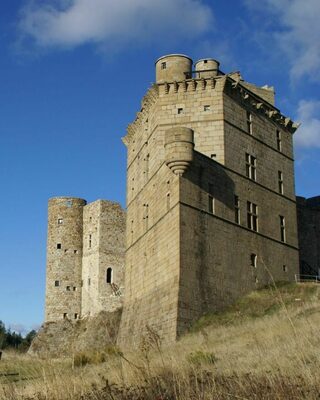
[{"x1": 295, "y1": 274, "x2": 320, "y2": 283}]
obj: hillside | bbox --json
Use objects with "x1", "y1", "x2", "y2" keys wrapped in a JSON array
[{"x1": 1, "y1": 282, "x2": 320, "y2": 399}]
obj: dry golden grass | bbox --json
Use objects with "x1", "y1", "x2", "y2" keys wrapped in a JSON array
[{"x1": 1, "y1": 282, "x2": 320, "y2": 399}]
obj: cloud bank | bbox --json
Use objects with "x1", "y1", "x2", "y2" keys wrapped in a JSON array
[
  {"x1": 18, "y1": 0, "x2": 213, "y2": 50},
  {"x1": 294, "y1": 100, "x2": 320, "y2": 148},
  {"x1": 245, "y1": 0, "x2": 320, "y2": 82}
]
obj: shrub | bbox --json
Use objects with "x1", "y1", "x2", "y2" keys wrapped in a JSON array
[{"x1": 186, "y1": 350, "x2": 218, "y2": 366}]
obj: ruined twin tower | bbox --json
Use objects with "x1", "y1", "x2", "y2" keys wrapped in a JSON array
[{"x1": 45, "y1": 54, "x2": 313, "y2": 346}]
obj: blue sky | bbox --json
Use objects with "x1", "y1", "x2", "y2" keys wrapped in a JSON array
[{"x1": 0, "y1": 0, "x2": 319, "y2": 334}]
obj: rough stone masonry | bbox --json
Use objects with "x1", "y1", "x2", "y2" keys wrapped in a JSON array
[{"x1": 44, "y1": 54, "x2": 320, "y2": 349}]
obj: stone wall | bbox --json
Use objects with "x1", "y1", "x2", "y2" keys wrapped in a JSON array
[
  {"x1": 297, "y1": 196, "x2": 320, "y2": 276},
  {"x1": 118, "y1": 54, "x2": 299, "y2": 347},
  {"x1": 82, "y1": 200, "x2": 126, "y2": 316}
]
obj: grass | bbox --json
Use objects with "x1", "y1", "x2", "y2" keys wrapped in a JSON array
[{"x1": 1, "y1": 282, "x2": 320, "y2": 399}]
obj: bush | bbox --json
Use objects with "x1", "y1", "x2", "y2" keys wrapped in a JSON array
[
  {"x1": 73, "y1": 345, "x2": 123, "y2": 367},
  {"x1": 186, "y1": 350, "x2": 218, "y2": 366}
]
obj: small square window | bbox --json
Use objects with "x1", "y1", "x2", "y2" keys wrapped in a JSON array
[
  {"x1": 58, "y1": 218, "x2": 63, "y2": 225},
  {"x1": 57, "y1": 243, "x2": 62, "y2": 249},
  {"x1": 54, "y1": 280, "x2": 60, "y2": 287},
  {"x1": 210, "y1": 154, "x2": 216, "y2": 159},
  {"x1": 73, "y1": 287, "x2": 77, "y2": 291},
  {"x1": 204, "y1": 105, "x2": 211, "y2": 111},
  {"x1": 74, "y1": 250, "x2": 78, "y2": 254},
  {"x1": 177, "y1": 108, "x2": 183, "y2": 114},
  {"x1": 66, "y1": 286, "x2": 71, "y2": 291}
]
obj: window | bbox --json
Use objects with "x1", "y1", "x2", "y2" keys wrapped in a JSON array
[
  {"x1": 246, "y1": 111, "x2": 253, "y2": 134},
  {"x1": 204, "y1": 105, "x2": 211, "y2": 112},
  {"x1": 54, "y1": 280, "x2": 60, "y2": 287},
  {"x1": 74, "y1": 250, "x2": 78, "y2": 254},
  {"x1": 234, "y1": 195, "x2": 240, "y2": 224},
  {"x1": 278, "y1": 171, "x2": 284, "y2": 194},
  {"x1": 280, "y1": 215, "x2": 286, "y2": 242},
  {"x1": 283, "y1": 265, "x2": 287, "y2": 272},
  {"x1": 57, "y1": 243, "x2": 62, "y2": 249},
  {"x1": 247, "y1": 201, "x2": 258, "y2": 232},
  {"x1": 208, "y1": 195, "x2": 215, "y2": 214},
  {"x1": 58, "y1": 218, "x2": 63, "y2": 225},
  {"x1": 73, "y1": 287, "x2": 76, "y2": 291},
  {"x1": 106, "y1": 268, "x2": 113, "y2": 284},
  {"x1": 245, "y1": 153, "x2": 256, "y2": 181},
  {"x1": 66, "y1": 200, "x2": 72, "y2": 208},
  {"x1": 74, "y1": 313, "x2": 78, "y2": 320},
  {"x1": 210, "y1": 154, "x2": 216, "y2": 159},
  {"x1": 63, "y1": 313, "x2": 67, "y2": 319},
  {"x1": 66, "y1": 286, "x2": 71, "y2": 291},
  {"x1": 276, "y1": 130, "x2": 282, "y2": 151},
  {"x1": 161, "y1": 62, "x2": 166, "y2": 70},
  {"x1": 177, "y1": 108, "x2": 183, "y2": 114},
  {"x1": 88, "y1": 278, "x2": 91, "y2": 286},
  {"x1": 250, "y1": 253, "x2": 257, "y2": 268},
  {"x1": 88, "y1": 234, "x2": 92, "y2": 249},
  {"x1": 166, "y1": 193, "x2": 171, "y2": 212}
]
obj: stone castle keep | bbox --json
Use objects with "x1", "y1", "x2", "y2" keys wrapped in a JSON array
[{"x1": 45, "y1": 54, "x2": 320, "y2": 346}]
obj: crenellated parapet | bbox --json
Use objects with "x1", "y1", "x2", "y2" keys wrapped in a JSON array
[{"x1": 123, "y1": 85, "x2": 159, "y2": 146}]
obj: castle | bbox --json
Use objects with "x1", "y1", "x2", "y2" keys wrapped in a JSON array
[
  {"x1": 45, "y1": 54, "x2": 320, "y2": 347},
  {"x1": 45, "y1": 198, "x2": 125, "y2": 322}
]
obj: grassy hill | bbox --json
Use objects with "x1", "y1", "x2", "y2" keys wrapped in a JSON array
[{"x1": 1, "y1": 282, "x2": 320, "y2": 399}]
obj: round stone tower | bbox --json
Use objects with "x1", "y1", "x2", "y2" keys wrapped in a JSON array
[
  {"x1": 155, "y1": 54, "x2": 193, "y2": 83},
  {"x1": 195, "y1": 58, "x2": 220, "y2": 79},
  {"x1": 164, "y1": 127, "x2": 194, "y2": 176},
  {"x1": 45, "y1": 197, "x2": 86, "y2": 322}
]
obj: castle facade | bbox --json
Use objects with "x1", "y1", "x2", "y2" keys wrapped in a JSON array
[
  {"x1": 45, "y1": 54, "x2": 319, "y2": 347},
  {"x1": 117, "y1": 54, "x2": 300, "y2": 346}
]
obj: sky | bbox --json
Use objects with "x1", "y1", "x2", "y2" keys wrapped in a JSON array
[{"x1": 0, "y1": 0, "x2": 319, "y2": 335}]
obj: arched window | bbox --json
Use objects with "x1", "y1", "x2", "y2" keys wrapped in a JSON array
[{"x1": 106, "y1": 268, "x2": 113, "y2": 284}]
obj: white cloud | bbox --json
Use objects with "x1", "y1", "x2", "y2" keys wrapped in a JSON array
[
  {"x1": 245, "y1": 0, "x2": 320, "y2": 82},
  {"x1": 18, "y1": 0, "x2": 213, "y2": 50},
  {"x1": 294, "y1": 100, "x2": 320, "y2": 148}
]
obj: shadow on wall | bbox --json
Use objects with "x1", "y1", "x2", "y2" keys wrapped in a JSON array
[{"x1": 183, "y1": 150, "x2": 235, "y2": 211}]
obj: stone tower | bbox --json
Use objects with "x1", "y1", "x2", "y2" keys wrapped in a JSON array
[
  {"x1": 118, "y1": 54, "x2": 300, "y2": 347},
  {"x1": 45, "y1": 197, "x2": 86, "y2": 322},
  {"x1": 45, "y1": 197, "x2": 126, "y2": 322}
]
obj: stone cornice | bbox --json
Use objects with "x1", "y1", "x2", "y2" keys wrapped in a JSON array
[{"x1": 225, "y1": 75, "x2": 299, "y2": 134}]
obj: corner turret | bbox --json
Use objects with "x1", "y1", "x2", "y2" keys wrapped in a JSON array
[
  {"x1": 164, "y1": 127, "x2": 194, "y2": 176},
  {"x1": 155, "y1": 54, "x2": 193, "y2": 83}
]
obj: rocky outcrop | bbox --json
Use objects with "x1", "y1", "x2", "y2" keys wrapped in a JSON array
[{"x1": 29, "y1": 310, "x2": 121, "y2": 358}]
